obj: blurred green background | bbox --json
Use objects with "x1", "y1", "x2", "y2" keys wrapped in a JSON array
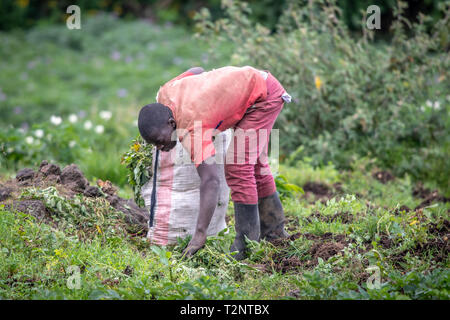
[{"x1": 0, "y1": 0, "x2": 448, "y2": 194}]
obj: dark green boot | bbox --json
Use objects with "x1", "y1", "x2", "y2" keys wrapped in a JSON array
[
  {"x1": 230, "y1": 203, "x2": 260, "y2": 260},
  {"x1": 258, "y1": 192, "x2": 289, "y2": 240}
]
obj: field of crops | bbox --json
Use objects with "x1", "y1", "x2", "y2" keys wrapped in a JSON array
[{"x1": 1, "y1": 157, "x2": 449, "y2": 299}]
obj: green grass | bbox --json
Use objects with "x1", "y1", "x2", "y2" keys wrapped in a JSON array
[{"x1": 1, "y1": 161, "x2": 448, "y2": 300}]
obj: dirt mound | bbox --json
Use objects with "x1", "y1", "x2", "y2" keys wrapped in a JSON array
[
  {"x1": 265, "y1": 232, "x2": 352, "y2": 273},
  {"x1": 394, "y1": 205, "x2": 411, "y2": 215},
  {"x1": 390, "y1": 220, "x2": 449, "y2": 269},
  {"x1": 4, "y1": 200, "x2": 49, "y2": 220},
  {"x1": 306, "y1": 211, "x2": 354, "y2": 224},
  {"x1": 0, "y1": 184, "x2": 13, "y2": 201},
  {"x1": 309, "y1": 241, "x2": 345, "y2": 264},
  {"x1": 269, "y1": 232, "x2": 301, "y2": 248},
  {"x1": 272, "y1": 255, "x2": 304, "y2": 273},
  {"x1": 60, "y1": 164, "x2": 88, "y2": 193},
  {"x1": 372, "y1": 171, "x2": 395, "y2": 183},
  {"x1": 0, "y1": 160, "x2": 149, "y2": 234}
]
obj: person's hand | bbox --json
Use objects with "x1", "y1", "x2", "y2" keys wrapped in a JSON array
[{"x1": 182, "y1": 233, "x2": 206, "y2": 258}]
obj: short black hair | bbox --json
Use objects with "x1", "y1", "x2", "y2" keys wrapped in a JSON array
[{"x1": 138, "y1": 103, "x2": 172, "y2": 143}]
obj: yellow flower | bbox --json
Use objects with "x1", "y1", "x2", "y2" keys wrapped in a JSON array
[
  {"x1": 96, "y1": 225, "x2": 103, "y2": 234},
  {"x1": 314, "y1": 76, "x2": 322, "y2": 91},
  {"x1": 409, "y1": 220, "x2": 418, "y2": 226},
  {"x1": 132, "y1": 143, "x2": 141, "y2": 152}
]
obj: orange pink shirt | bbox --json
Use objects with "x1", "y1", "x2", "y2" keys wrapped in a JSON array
[{"x1": 157, "y1": 66, "x2": 267, "y2": 166}]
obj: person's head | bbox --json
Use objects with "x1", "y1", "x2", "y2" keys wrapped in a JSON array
[{"x1": 138, "y1": 103, "x2": 177, "y2": 151}]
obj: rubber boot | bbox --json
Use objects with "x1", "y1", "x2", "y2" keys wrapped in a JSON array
[
  {"x1": 258, "y1": 191, "x2": 289, "y2": 240},
  {"x1": 230, "y1": 203, "x2": 260, "y2": 260}
]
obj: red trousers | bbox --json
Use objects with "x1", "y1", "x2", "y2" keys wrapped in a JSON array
[{"x1": 225, "y1": 72, "x2": 286, "y2": 204}]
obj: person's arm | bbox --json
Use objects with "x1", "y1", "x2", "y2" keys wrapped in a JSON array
[{"x1": 182, "y1": 159, "x2": 220, "y2": 257}]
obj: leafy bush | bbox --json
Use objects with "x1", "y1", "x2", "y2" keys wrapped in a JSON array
[
  {"x1": 195, "y1": 0, "x2": 450, "y2": 190},
  {"x1": 121, "y1": 136, "x2": 154, "y2": 207}
]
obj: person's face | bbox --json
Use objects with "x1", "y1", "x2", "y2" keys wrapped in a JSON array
[{"x1": 150, "y1": 119, "x2": 177, "y2": 152}]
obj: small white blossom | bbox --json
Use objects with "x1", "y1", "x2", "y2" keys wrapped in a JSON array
[
  {"x1": 84, "y1": 121, "x2": 93, "y2": 130},
  {"x1": 7, "y1": 147, "x2": 14, "y2": 153},
  {"x1": 433, "y1": 101, "x2": 441, "y2": 110},
  {"x1": 426, "y1": 100, "x2": 433, "y2": 107},
  {"x1": 25, "y1": 136, "x2": 34, "y2": 144},
  {"x1": 34, "y1": 129, "x2": 44, "y2": 138},
  {"x1": 68, "y1": 114, "x2": 78, "y2": 123},
  {"x1": 69, "y1": 140, "x2": 77, "y2": 148},
  {"x1": 99, "y1": 110, "x2": 112, "y2": 120},
  {"x1": 95, "y1": 125, "x2": 104, "y2": 134},
  {"x1": 50, "y1": 115, "x2": 62, "y2": 126}
]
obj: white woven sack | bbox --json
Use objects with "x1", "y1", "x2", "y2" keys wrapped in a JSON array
[{"x1": 141, "y1": 130, "x2": 232, "y2": 245}]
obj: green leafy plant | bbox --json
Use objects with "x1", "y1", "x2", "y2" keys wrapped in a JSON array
[{"x1": 275, "y1": 174, "x2": 304, "y2": 201}]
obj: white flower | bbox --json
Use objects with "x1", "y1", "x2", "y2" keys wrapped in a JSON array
[
  {"x1": 426, "y1": 100, "x2": 433, "y2": 107},
  {"x1": 69, "y1": 140, "x2": 77, "y2": 148},
  {"x1": 84, "y1": 121, "x2": 93, "y2": 130},
  {"x1": 7, "y1": 147, "x2": 13, "y2": 153},
  {"x1": 50, "y1": 115, "x2": 62, "y2": 126},
  {"x1": 34, "y1": 129, "x2": 44, "y2": 138},
  {"x1": 68, "y1": 114, "x2": 78, "y2": 123},
  {"x1": 433, "y1": 101, "x2": 441, "y2": 110},
  {"x1": 25, "y1": 136, "x2": 34, "y2": 144},
  {"x1": 95, "y1": 125, "x2": 104, "y2": 134},
  {"x1": 99, "y1": 110, "x2": 112, "y2": 120},
  {"x1": 420, "y1": 106, "x2": 425, "y2": 112}
]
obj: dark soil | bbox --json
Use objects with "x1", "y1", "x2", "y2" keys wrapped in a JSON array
[
  {"x1": 266, "y1": 232, "x2": 353, "y2": 273},
  {"x1": 394, "y1": 205, "x2": 411, "y2": 215},
  {"x1": 379, "y1": 234, "x2": 393, "y2": 249},
  {"x1": 60, "y1": 164, "x2": 88, "y2": 193},
  {"x1": 308, "y1": 241, "x2": 345, "y2": 264},
  {"x1": 123, "y1": 265, "x2": 134, "y2": 276},
  {"x1": 269, "y1": 232, "x2": 301, "y2": 248},
  {"x1": 303, "y1": 182, "x2": 332, "y2": 197},
  {"x1": 0, "y1": 184, "x2": 13, "y2": 201},
  {"x1": 372, "y1": 171, "x2": 395, "y2": 184},
  {"x1": 4, "y1": 200, "x2": 49, "y2": 221},
  {"x1": 16, "y1": 168, "x2": 36, "y2": 185},
  {"x1": 390, "y1": 220, "x2": 449, "y2": 269},
  {"x1": 83, "y1": 186, "x2": 102, "y2": 198},
  {"x1": 306, "y1": 211, "x2": 353, "y2": 224}
]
